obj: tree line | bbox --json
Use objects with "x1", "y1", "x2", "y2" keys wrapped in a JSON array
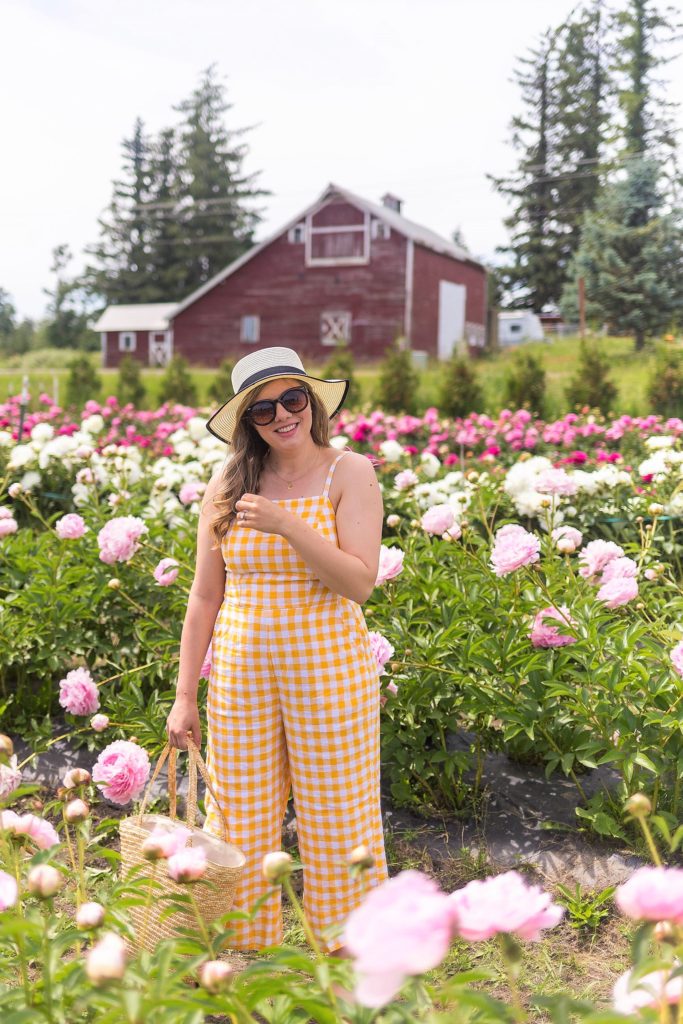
[{"x1": 493, "y1": 0, "x2": 683, "y2": 348}]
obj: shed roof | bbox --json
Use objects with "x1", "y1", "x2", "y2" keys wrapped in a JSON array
[
  {"x1": 92, "y1": 303, "x2": 177, "y2": 332},
  {"x1": 171, "y1": 183, "x2": 485, "y2": 318}
]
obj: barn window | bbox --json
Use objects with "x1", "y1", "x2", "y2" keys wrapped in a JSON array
[
  {"x1": 240, "y1": 315, "x2": 261, "y2": 344},
  {"x1": 509, "y1": 324, "x2": 522, "y2": 333},
  {"x1": 118, "y1": 332, "x2": 137, "y2": 352},
  {"x1": 320, "y1": 311, "x2": 352, "y2": 347},
  {"x1": 306, "y1": 211, "x2": 369, "y2": 266},
  {"x1": 371, "y1": 219, "x2": 391, "y2": 241},
  {"x1": 288, "y1": 223, "x2": 305, "y2": 244}
]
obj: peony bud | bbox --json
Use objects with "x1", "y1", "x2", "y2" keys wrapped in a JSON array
[
  {"x1": 28, "y1": 864, "x2": 65, "y2": 899},
  {"x1": 0, "y1": 734, "x2": 14, "y2": 758},
  {"x1": 85, "y1": 932, "x2": 127, "y2": 984},
  {"x1": 262, "y1": 851, "x2": 293, "y2": 885},
  {"x1": 348, "y1": 844, "x2": 374, "y2": 871},
  {"x1": 624, "y1": 793, "x2": 652, "y2": 819},
  {"x1": 65, "y1": 798, "x2": 89, "y2": 823},
  {"x1": 386, "y1": 514, "x2": 400, "y2": 528},
  {"x1": 76, "y1": 901, "x2": 106, "y2": 929},
  {"x1": 8, "y1": 483, "x2": 22, "y2": 498},
  {"x1": 648, "y1": 503, "x2": 664, "y2": 516},
  {"x1": 653, "y1": 920, "x2": 676, "y2": 944},
  {"x1": 167, "y1": 847, "x2": 207, "y2": 883},
  {"x1": 107, "y1": 578, "x2": 121, "y2": 590},
  {"x1": 557, "y1": 538, "x2": 576, "y2": 555},
  {"x1": 90, "y1": 714, "x2": 109, "y2": 733},
  {"x1": 199, "y1": 959, "x2": 235, "y2": 993},
  {"x1": 63, "y1": 767, "x2": 91, "y2": 789}
]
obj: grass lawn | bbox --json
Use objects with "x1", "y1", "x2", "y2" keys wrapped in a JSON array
[{"x1": 0, "y1": 335, "x2": 668, "y2": 418}]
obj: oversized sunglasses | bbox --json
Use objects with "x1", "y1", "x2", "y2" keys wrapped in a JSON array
[{"x1": 243, "y1": 386, "x2": 310, "y2": 426}]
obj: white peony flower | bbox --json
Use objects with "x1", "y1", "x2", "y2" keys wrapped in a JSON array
[
  {"x1": 30, "y1": 422, "x2": 54, "y2": 444},
  {"x1": 379, "y1": 440, "x2": 405, "y2": 463}
]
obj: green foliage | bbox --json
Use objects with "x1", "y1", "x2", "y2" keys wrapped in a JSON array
[
  {"x1": 374, "y1": 340, "x2": 419, "y2": 414},
  {"x1": 64, "y1": 355, "x2": 102, "y2": 408},
  {"x1": 321, "y1": 343, "x2": 359, "y2": 409},
  {"x1": 438, "y1": 354, "x2": 484, "y2": 418},
  {"x1": 116, "y1": 355, "x2": 147, "y2": 408},
  {"x1": 503, "y1": 349, "x2": 546, "y2": 415},
  {"x1": 565, "y1": 341, "x2": 618, "y2": 413},
  {"x1": 157, "y1": 356, "x2": 198, "y2": 406},
  {"x1": 646, "y1": 344, "x2": 683, "y2": 417},
  {"x1": 555, "y1": 883, "x2": 616, "y2": 932},
  {"x1": 207, "y1": 357, "x2": 235, "y2": 406}
]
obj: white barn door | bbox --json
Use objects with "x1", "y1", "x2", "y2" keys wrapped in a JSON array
[
  {"x1": 149, "y1": 331, "x2": 173, "y2": 366},
  {"x1": 437, "y1": 281, "x2": 466, "y2": 360}
]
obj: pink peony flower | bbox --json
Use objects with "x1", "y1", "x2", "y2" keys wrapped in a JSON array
[
  {"x1": 97, "y1": 516, "x2": 147, "y2": 564},
  {"x1": 58, "y1": 668, "x2": 100, "y2": 716},
  {"x1": 615, "y1": 866, "x2": 683, "y2": 923},
  {"x1": 578, "y1": 539, "x2": 624, "y2": 581},
  {"x1": 85, "y1": 931, "x2": 127, "y2": 984},
  {"x1": 420, "y1": 504, "x2": 455, "y2": 536},
  {"x1": 343, "y1": 870, "x2": 456, "y2": 1008},
  {"x1": 0, "y1": 518, "x2": 18, "y2": 537},
  {"x1": 551, "y1": 526, "x2": 582, "y2": 553},
  {"x1": 449, "y1": 870, "x2": 564, "y2": 941},
  {"x1": 200, "y1": 644, "x2": 212, "y2": 680},
  {"x1": 600, "y1": 556, "x2": 638, "y2": 583},
  {"x1": 394, "y1": 469, "x2": 419, "y2": 491},
  {"x1": 596, "y1": 576, "x2": 638, "y2": 609},
  {"x1": 6, "y1": 812, "x2": 60, "y2": 849},
  {"x1": 153, "y1": 558, "x2": 179, "y2": 587},
  {"x1": 179, "y1": 481, "x2": 206, "y2": 505},
  {"x1": 529, "y1": 606, "x2": 577, "y2": 648},
  {"x1": 671, "y1": 641, "x2": 683, "y2": 678},
  {"x1": 54, "y1": 513, "x2": 87, "y2": 539},
  {"x1": 0, "y1": 755, "x2": 21, "y2": 799},
  {"x1": 613, "y1": 967, "x2": 683, "y2": 1014},
  {"x1": 368, "y1": 631, "x2": 395, "y2": 674},
  {"x1": 167, "y1": 846, "x2": 208, "y2": 882},
  {"x1": 490, "y1": 524, "x2": 541, "y2": 577},
  {"x1": 92, "y1": 741, "x2": 150, "y2": 805},
  {"x1": 90, "y1": 714, "x2": 110, "y2": 732},
  {"x1": 375, "y1": 546, "x2": 405, "y2": 585},
  {"x1": 142, "y1": 825, "x2": 191, "y2": 860},
  {"x1": 535, "y1": 468, "x2": 578, "y2": 497},
  {"x1": 0, "y1": 869, "x2": 18, "y2": 910}
]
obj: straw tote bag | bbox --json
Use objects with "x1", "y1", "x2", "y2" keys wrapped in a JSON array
[{"x1": 119, "y1": 736, "x2": 246, "y2": 952}]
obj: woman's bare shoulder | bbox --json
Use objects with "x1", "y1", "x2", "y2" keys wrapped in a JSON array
[{"x1": 333, "y1": 450, "x2": 378, "y2": 488}]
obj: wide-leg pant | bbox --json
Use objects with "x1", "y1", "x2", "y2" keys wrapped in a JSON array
[{"x1": 204, "y1": 591, "x2": 389, "y2": 952}]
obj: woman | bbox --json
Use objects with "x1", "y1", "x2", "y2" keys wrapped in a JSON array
[{"x1": 166, "y1": 347, "x2": 389, "y2": 953}]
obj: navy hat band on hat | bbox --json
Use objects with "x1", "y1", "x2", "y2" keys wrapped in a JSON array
[{"x1": 239, "y1": 365, "x2": 307, "y2": 392}]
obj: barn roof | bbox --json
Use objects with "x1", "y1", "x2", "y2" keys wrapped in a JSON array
[
  {"x1": 92, "y1": 303, "x2": 177, "y2": 332},
  {"x1": 171, "y1": 183, "x2": 484, "y2": 318}
]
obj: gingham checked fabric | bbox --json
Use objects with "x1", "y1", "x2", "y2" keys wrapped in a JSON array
[{"x1": 204, "y1": 452, "x2": 389, "y2": 952}]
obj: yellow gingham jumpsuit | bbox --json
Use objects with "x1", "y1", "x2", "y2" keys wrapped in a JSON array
[{"x1": 204, "y1": 451, "x2": 389, "y2": 951}]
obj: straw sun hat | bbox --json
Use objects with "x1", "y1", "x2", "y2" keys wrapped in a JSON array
[{"x1": 206, "y1": 347, "x2": 349, "y2": 444}]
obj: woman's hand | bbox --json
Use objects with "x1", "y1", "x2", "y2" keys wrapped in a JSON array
[
  {"x1": 234, "y1": 493, "x2": 291, "y2": 535},
  {"x1": 166, "y1": 698, "x2": 201, "y2": 750}
]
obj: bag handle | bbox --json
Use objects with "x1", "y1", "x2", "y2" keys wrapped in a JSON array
[{"x1": 136, "y1": 736, "x2": 230, "y2": 843}]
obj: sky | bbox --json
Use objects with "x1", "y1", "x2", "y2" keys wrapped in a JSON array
[{"x1": 3, "y1": 0, "x2": 683, "y2": 320}]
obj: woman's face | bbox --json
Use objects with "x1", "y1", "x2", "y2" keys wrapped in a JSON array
[{"x1": 245, "y1": 378, "x2": 313, "y2": 451}]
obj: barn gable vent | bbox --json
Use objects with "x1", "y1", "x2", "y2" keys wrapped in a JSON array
[{"x1": 381, "y1": 193, "x2": 403, "y2": 213}]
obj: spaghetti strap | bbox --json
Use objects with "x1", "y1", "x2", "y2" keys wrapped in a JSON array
[{"x1": 322, "y1": 450, "x2": 350, "y2": 497}]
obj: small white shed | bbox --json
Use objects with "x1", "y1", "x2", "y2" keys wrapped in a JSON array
[{"x1": 498, "y1": 310, "x2": 544, "y2": 346}]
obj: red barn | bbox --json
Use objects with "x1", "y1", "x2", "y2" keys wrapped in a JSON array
[{"x1": 97, "y1": 184, "x2": 487, "y2": 368}]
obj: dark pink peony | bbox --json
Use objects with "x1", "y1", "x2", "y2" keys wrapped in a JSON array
[{"x1": 92, "y1": 741, "x2": 150, "y2": 805}]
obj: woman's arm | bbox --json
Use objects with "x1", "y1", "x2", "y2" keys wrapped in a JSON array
[
  {"x1": 167, "y1": 471, "x2": 226, "y2": 748},
  {"x1": 235, "y1": 453, "x2": 382, "y2": 604}
]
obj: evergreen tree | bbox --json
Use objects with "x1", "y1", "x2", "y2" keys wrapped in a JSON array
[
  {"x1": 44, "y1": 245, "x2": 96, "y2": 350},
  {"x1": 491, "y1": 31, "x2": 564, "y2": 310},
  {"x1": 146, "y1": 127, "x2": 187, "y2": 299},
  {"x1": 647, "y1": 344, "x2": 683, "y2": 416},
  {"x1": 158, "y1": 356, "x2": 198, "y2": 406},
  {"x1": 503, "y1": 350, "x2": 547, "y2": 416},
  {"x1": 84, "y1": 118, "x2": 160, "y2": 304},
  {"x1": 0, "y1": 289, "x2": 16, "y2": 342},
  {"x1": 561, "y1": 159, "x2": 683, "y2": 349},
  {"x1": 321, "y1": 343, "x2": 359, "y2": 409},
  {"x1": 374, "y1": 340, "x2": 419, "y2": 414},
  {"x1": 173, "y1": 66, "x2": 266, "y2": 294},
  {"x1": 207, "y1": 358, "x2": 235, "y2": 405},
  {"x1": 117, "y1": 355, "x2": 147, "y2": 407},
  {"x1": 565, "y1": 341, "x2": 618, "y2": 411},
  {"x1": 438, "y1": 355, "x2": 484, "y2": 417},
  {"x1": 613, "y1": 0, "x2": 680, "y2": 159},
  {"x1": 65, "y1": 355, "x2": 102, "y2": 408}
]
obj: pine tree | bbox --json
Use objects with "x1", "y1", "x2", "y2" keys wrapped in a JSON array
[
  {"x1": 374, "y1": 340, "x2": 419, "y2": 414},
  {"x1": 173, "y1": 66, "x2": 266, "y2": 294},
  {"x1": 562, "y1": 159, "x2": 683, "y2": 350},
  {"x1": 146, "y1": 127, "x2": 187, "y2": 300},
  {"x1": 492, "y1": 31, "x2": 563, "y2": 310},
  {"x1": 117, "y1": 355, "x2": 147, "y2": 407},
  {"x1": 65, "y1": 355, "x2": 102, "y2": 408},
  {"x1": 84, "y1": 118, "x2": 161, "y2": 304},
  {"x1": 438, "y1": 355, "x2": 484, "y2": 418},
  {"x1": 158, "y1": 356, "x2": 198, "y2": 406},
  {"x1": 565, "y1": 341, "x2": 619, "y2": 412},
  {"x1": 503, "y1": 350, "x2": 547, "y2": 416}
]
